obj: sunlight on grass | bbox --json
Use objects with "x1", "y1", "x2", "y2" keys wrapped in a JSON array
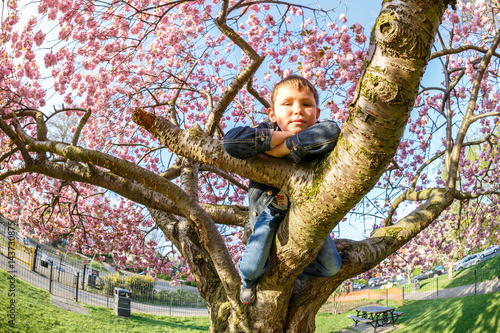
[{"x1": 315, "y1": 292, "x2": 500, "y2": 333}]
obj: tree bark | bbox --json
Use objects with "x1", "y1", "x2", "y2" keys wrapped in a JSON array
[
  {"x1": 1, "y1": 1, "x2": 458, "y2": 332},
  {"x1": 130, "y1": 1, "x2": 453, "y2": 331}
]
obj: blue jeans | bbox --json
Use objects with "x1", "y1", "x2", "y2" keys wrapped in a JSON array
[{"x1": 238, "y1": 205, "x2": 342, "y2": 288}]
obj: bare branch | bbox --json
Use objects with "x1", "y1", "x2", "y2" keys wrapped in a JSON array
[
  {"x1": 203, "y1": 3, "x2": 265, "y2": 136},
  {"x1": 200, "y1": 164, "x2": 249, "y2": 192},
  {"x1": 0, "y1": 117, "x2": 33, "y2": 166},
  {"x1": 0, "y1": 147, "x2": 18, "y2": 163},
  {"x1": 447, "y1": 29, "x2": 500, "y2": 190},
  {"x1": 72, "y1": 109, "x2": 92, "y2": 146},
  {"x1": 246, "y1": 79, "x2": 271, "y2": 109},
  {"x1": 430, "y1": 44, "x2": 500, "y2": 60}
]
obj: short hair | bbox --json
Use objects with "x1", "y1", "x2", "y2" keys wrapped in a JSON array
[{"x1": 269, "y1": 75, "x2": 319, "y2": 109}]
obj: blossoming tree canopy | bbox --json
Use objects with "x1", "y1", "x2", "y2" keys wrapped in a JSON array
[
  {"x1": 1, "y1": 0, "x2": 367, "y2": 277},
  {"x1": 2, "y1": 0, "x2": 499, "y2": 331}
]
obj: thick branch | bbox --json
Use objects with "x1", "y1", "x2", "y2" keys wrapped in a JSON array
[
  {"x1": 1, "y1": 158, "x2": 247, "y2": 226},
  {"x1": 133, "y1": 108, "x2": 304, "y2": 193},
  {"x1": 274, "y1": 0, "x2": 449, "y2": 281},
  {"x1": 17, "y1": 131, "x2": 240, "y2": 294}
]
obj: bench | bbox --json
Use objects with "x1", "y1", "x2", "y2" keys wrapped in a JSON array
[
  {"x1": 347, "y1": 315, "x2": 374, "y2": 326},
  {"x1": 350, "y1": 306, "x2": 403, "y2": 332},
  {"x1": 391, "y1": 311, "x2": 403, "y2": 324}
]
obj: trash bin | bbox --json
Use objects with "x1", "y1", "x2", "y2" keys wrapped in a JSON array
[
  {"x1": 88, "y1": 275, "x2": 96, "y2": 288},
  {"x1": 113, "y1": 288, "x2": 131, "y2": 317},
  {"x1": 412, "y1": 280, "x2": 420, "y2": 292}
]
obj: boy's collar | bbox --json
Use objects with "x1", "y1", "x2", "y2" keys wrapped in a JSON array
[{"x1": 266, "y1": 119, "x2": 281, "y2": 131}]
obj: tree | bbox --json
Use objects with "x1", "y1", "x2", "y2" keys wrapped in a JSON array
[
  {"x1": 366, "y1": 0, "x2": 500, "y2": 282},
  {"x1": 4, "y1": 0, "x2": 500, "y2": 331}
]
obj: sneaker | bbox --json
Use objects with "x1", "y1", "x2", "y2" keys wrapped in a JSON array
[{"x1": 240, "y1": 285, "x2": 256, "y2": 304}]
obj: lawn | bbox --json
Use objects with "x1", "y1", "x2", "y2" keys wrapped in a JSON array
[
  {"x1": 2, "y1": 267, "x2": 500, "y2": 333},
  {"x1": 315, "y1": 291, "x2": 500, "y2": 333},
  {"x1": 0, "y1": 270, "x2": 210, "y2": 333},
  {"x1": 387, "y1": 253, "x2": 500, "y2": 293}
]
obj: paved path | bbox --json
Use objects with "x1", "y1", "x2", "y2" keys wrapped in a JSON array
[
  {"x1": 51, "y1": 295, "x2": 89, "y2": 315},
  {"x1": 404, "y1": 278, "x2": 500, "y2": 300}
]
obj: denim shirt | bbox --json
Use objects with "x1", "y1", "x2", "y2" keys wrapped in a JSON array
[{"x1": 223, "y1": 119, "x2": 340, "y2": 229}]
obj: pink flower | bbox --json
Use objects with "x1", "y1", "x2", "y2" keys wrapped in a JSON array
[
  {"x1": 34, "y1": 30, "x2": 45, "y2": 46},
  {"x1": 44, "y1": 53, "x2": 58, "y2": 67}
]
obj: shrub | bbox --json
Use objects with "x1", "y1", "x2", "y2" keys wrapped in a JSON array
[{"x1": 101, "y1": 273, "x2": 156, "y2": 297}]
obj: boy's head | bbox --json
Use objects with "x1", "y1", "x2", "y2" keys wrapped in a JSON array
[{"x1": 268, "y1": 75, "x2": 320, "y2": 134}]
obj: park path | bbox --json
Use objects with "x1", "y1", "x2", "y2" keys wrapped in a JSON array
[
  {"x1": 404, "y1": 277, "x2": 500, "y2": 300},
  {"x1": 340, "y1": 278, "x2": 500, "y2": 333}
]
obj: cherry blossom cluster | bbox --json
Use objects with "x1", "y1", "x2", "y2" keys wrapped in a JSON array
[{"x1": 364, "y1": 0, "x2": 500, "y2": 277}]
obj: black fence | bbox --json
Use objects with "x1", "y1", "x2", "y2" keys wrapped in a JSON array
[{"x1": 0, "y1": 222, "x2": 207, "y2": 317}]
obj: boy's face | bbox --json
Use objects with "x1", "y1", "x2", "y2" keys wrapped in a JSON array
[{"x1": 268, "y1": 86, "x2": 320, "y2": 134}]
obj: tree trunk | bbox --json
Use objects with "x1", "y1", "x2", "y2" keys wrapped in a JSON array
[
  {"x1": 0, "y1": 0, "x2": 457, "y2": 332},
  {"x1": 132, "y1": 1, "x2": 453, "y2": 331}
]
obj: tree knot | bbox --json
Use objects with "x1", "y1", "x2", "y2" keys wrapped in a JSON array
[{"x1": 132, "y1": 108, "x2": 156, "y2": 131}]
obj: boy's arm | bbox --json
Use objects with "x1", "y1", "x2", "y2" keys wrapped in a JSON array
[
  {"x1": 264, "y1": 131, "x2": 294, "y2": 157},
  {"x1": 223, "y1": 121, "x2": 275, "y2": 159},
  {"x1": 284, "y1": 120, "x2": 341, "y2": 163}
]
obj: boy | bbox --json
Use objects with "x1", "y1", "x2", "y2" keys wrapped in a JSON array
[{"x1": 223, "y1": 75, "x2": 342, "y2": 304}]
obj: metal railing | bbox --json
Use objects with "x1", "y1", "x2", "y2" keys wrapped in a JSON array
[
  {"x1": 0, "y1": 222, "x2": 208, "y2": 317},
  {"x1": 322, "y1": 269, "x2": 500, "y2": 314}
]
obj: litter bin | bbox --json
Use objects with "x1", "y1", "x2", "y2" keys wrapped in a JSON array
[
  {"x1": 412, "y1": 280, "x2": 420, "y2": 292},
  {"x1": 113, "y1": 288, "x2": 131, "y2": 317},
  {"x1": 88, "y1": 275, "x2": 96, "y2": 288}
]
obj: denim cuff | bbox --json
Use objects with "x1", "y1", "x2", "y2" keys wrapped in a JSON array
[
  {"x1": 255, "y1": 128, "x2": 273, "y2": 153},
  {"x1": 285, "y1": 134, "x2": 307, "y2": 163}
]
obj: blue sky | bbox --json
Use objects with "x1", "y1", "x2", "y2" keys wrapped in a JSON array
[
  {"x1": 334, "y1": 1, "x2": 381, "y2": 240},
  {"x1": 342, "y1": 0, "x2": 380, "y2": 30}
]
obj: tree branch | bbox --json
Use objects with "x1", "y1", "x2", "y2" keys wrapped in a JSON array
[
  {"x1": 72, "y1": 109, "x2": 92, "y2": 146},
  {"x1": 15, "y1": 129, "x2": 241, "y2": 293},
  {"x1": 204, "y1": 3, "x2": 265, "y2": 136},
  {"x1": 430, "y1": 45, "x2": 500, "y2": 60},
  {"x1": 133, "y1": 108, "x2": 305, "y2": 192},
  {"x1": 447, "y1": 29, "x2": 500, "y2": 190},
  {"x1": 246, "y1": 78, "x2": 271, "y2": 109},
  {"x1": 0, "y1": 117, "x2": 33, "y2": 166},
  {"x1": 200, "y1": 164, "x2": 249, "y2": 192}
]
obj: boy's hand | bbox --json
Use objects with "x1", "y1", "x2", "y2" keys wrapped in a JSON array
[
  {"x1": 271, "y1": 131, "x2": 294, "y2": 147},
  {"x1": 264, "y1": 142, "x2": 290, "y2": 157},
  {"x1": 264, "y1": 130, "x2": 293, "y2": 157}
]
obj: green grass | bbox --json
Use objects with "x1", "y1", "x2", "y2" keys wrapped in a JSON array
[
  {"x1": 2, "y1": 262, "x2": 500, "y2": 333},
  {"x1": 404, "y1": 253, "x2": 500, "y2": 292},
  {"x1": 315, "y1": 291, "x2": 500, "y2": 333},
  {"x1": 0, "y1": 270, "x2": 210, "y2": 333}
]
